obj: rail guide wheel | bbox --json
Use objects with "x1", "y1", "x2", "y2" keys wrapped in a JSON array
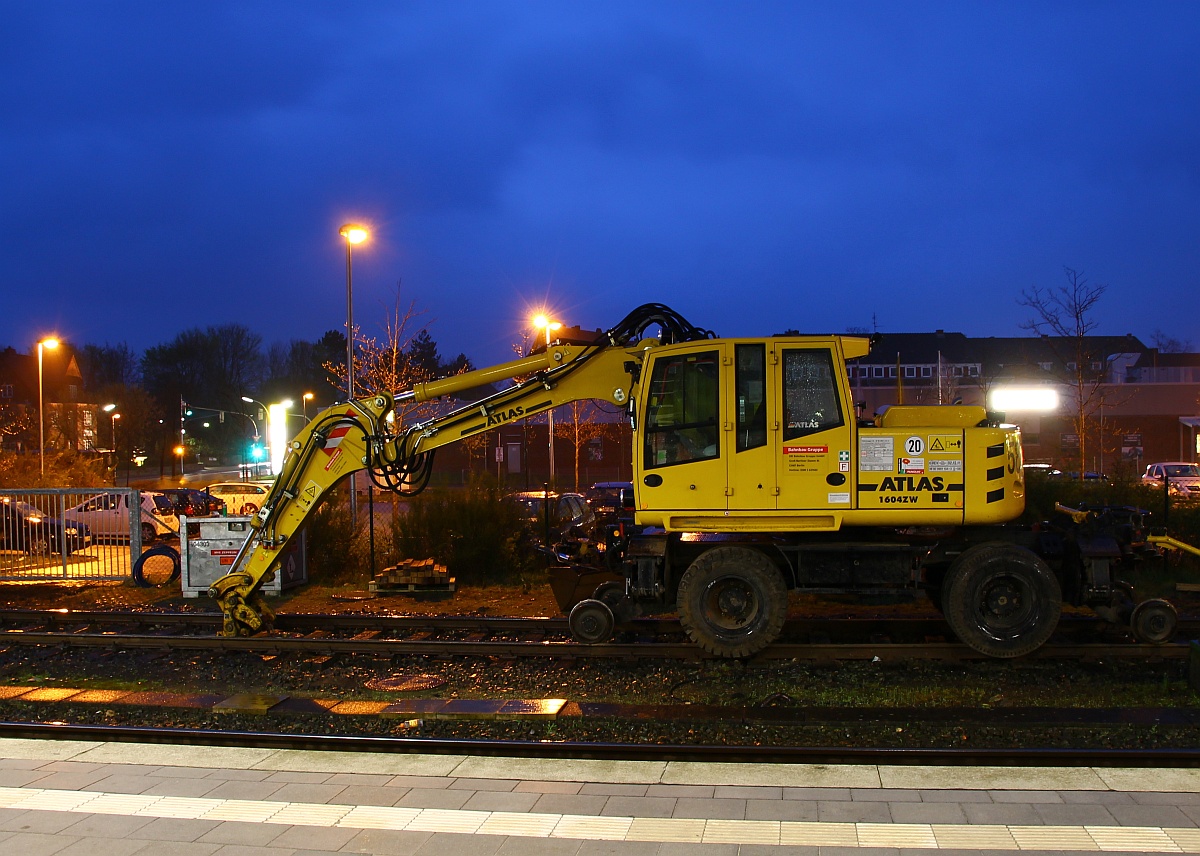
[
  {"x1": 1130, "y1": 598, "x2": 1178, "y2": 644},
  {"x1": 569, "y1": 598, "x2": 615, "y2": 644}
]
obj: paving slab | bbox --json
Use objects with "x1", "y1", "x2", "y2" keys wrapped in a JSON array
[
  {"x1": 0, "y1": 739, "x2": 102, "y2": 762},
  {"x1": 662, "y1": 762, "x2": 881, "y2": 788},
  {"x1": 879, "y1": 764, "x2": 1108, "y2": 791},
  {"x1": 74, "y1": 742, "x2": 276, "y2": 771},
  {"x1": 450, "y1": 756, "x2": 667, "y2": 785},
  {"x1": 1099, "y1": 766, "x2": 1200, "y2": 793},
  {"x1": 250, "y1": 750, "x2": 468, "y2": 776}
]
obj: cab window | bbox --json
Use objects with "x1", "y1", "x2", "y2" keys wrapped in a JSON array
[
  {"x1": 736, "y1": 344, "x2": 766, "y2": 452},
  {"x1": 782, "y1": 349, "x2": 844, "y2": 441},
  {"x1": 644, "y1": 350, "x2": 720, "y2": 468}
]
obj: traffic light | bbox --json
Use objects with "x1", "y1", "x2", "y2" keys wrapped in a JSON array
[{"x1": 250, "y1": 443, "x2": 266, "y2": 461}]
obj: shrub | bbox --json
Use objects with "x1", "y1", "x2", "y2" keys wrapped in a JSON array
[
  {"x1": 0, "y1": 449, "x2": 113, "y2": 489},
  {"x1": 390, "y1": 477, "x2": 542, "y2": 585},
  {"x1": 302, "y1": 486, "x2": 358, "y2": 583}
]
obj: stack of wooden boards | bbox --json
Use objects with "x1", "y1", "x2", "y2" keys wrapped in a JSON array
[{"x1": 370, "y1": 558, "x2": 455, "y2": 594}]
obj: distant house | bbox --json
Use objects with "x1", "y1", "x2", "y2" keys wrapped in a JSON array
[
  {"x1": 845, "y1": 329, "x2": 1199, "y2": 472},
  {"x1": 0, "y1": 344, "x2": 99, "y2": 453}
]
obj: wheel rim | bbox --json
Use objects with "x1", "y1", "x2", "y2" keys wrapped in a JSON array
[
  {"x1": 1132, "y1": 600, "x2": 1177, "y2": 644},
  {"x1": 241, "y1": 503, "x2": 258, "y2": 515},
  {"x1": 973, "y1": 571, "x2": 1037, "y2": 639},
  {"x1": 702, "y1": 575, "x2": 761, "y2": 635}
]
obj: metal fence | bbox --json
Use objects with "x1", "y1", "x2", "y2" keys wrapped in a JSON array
[{"x1": 0, "y1": 488, "x2": 153, "y2": 581}]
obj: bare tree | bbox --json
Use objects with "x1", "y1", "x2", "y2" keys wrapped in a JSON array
[
  {"x1": 555, "y1": 399, "x2": 611, "y2": 492},
  {"x1": 1019, "y1": 267, "x2": 1109, "y2": 477},
  {"x1": 1151, "y1": 330, "x2": 1193, "y2": 354},
  {"x1": 325, "y1": 286, "x2": 450, "y2": 426}
]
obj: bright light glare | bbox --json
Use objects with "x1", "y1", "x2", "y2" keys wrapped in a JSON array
[
  {"x1": 103, "y1": 403, "x2": 116, "y2": 412},
  {"x1": 989, "y1": 387, "x2": 1059, "y2": 412},
  {"x1": 340, "y1": 224, "x2": 369, "y2": 244},
  {"x1": 40, "y1": 338, "x2": 59, "y2": 350},
  {"x1": 268, "y1": 402, "x2": 290, "y2": 475}
]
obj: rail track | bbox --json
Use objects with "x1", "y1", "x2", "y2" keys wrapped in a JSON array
[
  {"x1": 0, "y1": 608, "x2": 1190, "y2": 661},
  {"x1": 1, "y1": 719, "x2": 1199, "y2": 767}
]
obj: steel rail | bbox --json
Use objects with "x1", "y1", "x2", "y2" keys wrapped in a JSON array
[
  {"x1": 1, "y1": 607, "x2": 1181, "y2": 641},
  {"x1": 0, "y1": 720, "x2": 1197, "y2": 767},
  {"x1": 0, "y1": 627, "x2": 1188, "y2": 661}
]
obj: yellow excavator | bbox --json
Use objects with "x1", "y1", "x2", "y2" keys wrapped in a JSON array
[{"x1": 210, "y1": 304, "x2": 1175, "y2": 657}]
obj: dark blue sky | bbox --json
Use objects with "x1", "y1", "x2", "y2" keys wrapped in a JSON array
[{"x1": 3, "y1": 2, "x2": 1198, "y2": 370}]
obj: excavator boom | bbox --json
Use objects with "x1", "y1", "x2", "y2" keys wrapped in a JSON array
[{"x1": 209, "y1": 303, "x2": 711, "y2": 635}]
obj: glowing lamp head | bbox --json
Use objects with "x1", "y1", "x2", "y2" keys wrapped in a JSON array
[
  {"x1": 988, "y1": 387, "x2": 1060, "y2": 413},
  {"x1": 340, "y1": 224, "x2": 369, "y2": 244},
  {"x1": 40, "y1": 338, "x2": 59, "y2": 350}
]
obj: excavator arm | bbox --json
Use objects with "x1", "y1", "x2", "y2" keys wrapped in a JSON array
[{"x1": 208, "y1": 303, "x2": 712, "y2": 635}]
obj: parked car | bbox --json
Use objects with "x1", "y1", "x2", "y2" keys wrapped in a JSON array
[
  {"x1": 1142, "y1": 462, "x2": 1200, "y2": 499},
  {"x1": 0, "y1": 497, "x2": 92, "y2": 555},
  {"x1": 584, "y1": 481, "x2": 635, "y2": 528},
  {"x1": 1022, "y1": 463, "x2": 1064, "y2": 478},
  {"x1": 64, "y1": 491, "x2": 178, "y2": 543},
  {"x1": 506, "y1": 490, "x2": 597, "y2": 544},
  {"x1": 160, "y1": 488, "x2": 226, "y2": 517},
  {"x1": 206, "y1": 481, "x2": 272, "y2": 516}
]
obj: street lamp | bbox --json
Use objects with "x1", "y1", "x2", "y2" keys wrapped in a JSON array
[
  {"x1": 340, "y1": 223, "x2": 369, "y2": 522},
  {"x1": 37, "y1": 337, "x2": 59, "y2": 477},
  {"x1": 533, "y1": 314, "x2": 562, "y2": 486},
  {"x1": 302, "y1": 392, "x2": 314, "y2": 422},
  {"x1": 103, "y1": 403, "x2": 117, "y2": 449}
]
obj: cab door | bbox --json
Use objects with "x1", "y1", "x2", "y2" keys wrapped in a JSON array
[
  {"x1": 774, "y1": 345, "x2": 856, "y2": 512},
  {"x1": 637, "y1": 345, "x2": 728, "y2": 513},
  {"x1": 726, "y1": 342, "x2": 777, "y2": 511}
]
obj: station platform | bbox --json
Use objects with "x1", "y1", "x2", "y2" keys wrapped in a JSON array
[{"x1": 0, "y1": 737, "x2": 1197, "y2": 854}]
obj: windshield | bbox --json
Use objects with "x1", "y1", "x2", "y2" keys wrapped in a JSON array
[{"x1": 1165, "y1": 464, "x2": 1200, "y2": 478}]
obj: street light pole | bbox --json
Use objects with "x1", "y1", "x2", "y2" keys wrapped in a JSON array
[
  {"x1": 302, "y1": 392, "x2": 314, "y2": 422},
  {"x1": 532, "y1": 315, "x2": 562, "y2": 487},
  {"x1": 339, "y1": 223, "x2": 369, "y2": 522},
  {"x1": 37, "y1": 338, "x2": 59, "y2": 478}
]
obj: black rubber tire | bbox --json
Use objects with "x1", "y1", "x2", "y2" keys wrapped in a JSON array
[
  {"x1": 942, "y1": 542, "x2": 1061, "y2": 658},
  {"x1": 140, "y1": 522, "x2": 157, "y2": 544},
  {"x1": 132, "y1": 545, "x2": 181, "y2": 588},
  {"x1": 676, "y1": 546, "x2": 788, "y2": 658},
  {"x1": 25, "y1": 536, "x2": 52, "y2": 556}
]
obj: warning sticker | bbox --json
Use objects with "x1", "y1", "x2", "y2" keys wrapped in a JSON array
[
  {"x1": 898, "y1": 457, "x2": 924, "y2": 474},
  {"x1": 859, "y1": 436, "x2": 894, "y2": 472},
  {"x1": 928, "y1": 459, "x2": 963, "y2": 472},
  {"x1": 299, "y1": 481, "x2": 322, "y2": 508},
  {"x1": 928, "y1": 435, "x2": 964, "y2": 453},
  {"x1": 828, "y1": 492, "x2": 851, "y2": 504}
]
